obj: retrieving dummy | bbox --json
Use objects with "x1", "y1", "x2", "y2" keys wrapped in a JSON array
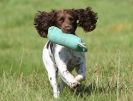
[{"x1": 48, "y1": 26, "x2": 87, "y2": 52}]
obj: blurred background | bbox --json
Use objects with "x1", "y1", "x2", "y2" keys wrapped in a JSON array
[{"x1": 0, "y1": 0, "x2": 133, "y2": 100}]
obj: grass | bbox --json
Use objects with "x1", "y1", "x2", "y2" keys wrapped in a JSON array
[{"x1": 0, "y1": 0, "x2": 133, "y2": 100}]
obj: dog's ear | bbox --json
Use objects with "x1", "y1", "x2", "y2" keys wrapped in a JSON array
[
  {"x1": 34, "y1": 10, "x2": 56, "y2": 38},
  {"x1": 75, "y1": 7, "x2": 98, "y2": 32}
]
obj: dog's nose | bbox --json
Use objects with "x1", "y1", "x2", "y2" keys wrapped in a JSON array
[
  {"x1": 65, "y1": 25, "x2": 71, "y2": 30},
  {"x1": 64, "y1": 25, "x2": 73, "y2": 32},
  {"x1": 62, "y1": 24, "x2": 73, "y2": 33}
]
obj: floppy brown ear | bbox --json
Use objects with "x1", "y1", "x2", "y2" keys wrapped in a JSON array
[
  {"x1": 75, "y1": 7, "x2": 98, "y2": 32},
  {"x1": 34, "y1": 10, "x2": 56, "y2": 38}
]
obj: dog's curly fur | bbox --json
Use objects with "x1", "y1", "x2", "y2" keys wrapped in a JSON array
[{"x1": 34, "y1": 7, "x2": 98, "y2": 38}]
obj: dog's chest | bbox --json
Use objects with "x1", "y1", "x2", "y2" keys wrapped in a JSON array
[{"x1": 67, "y1": 54, "x2": 81, "y2": 69}]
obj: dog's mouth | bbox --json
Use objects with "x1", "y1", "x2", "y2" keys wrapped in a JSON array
[{"x1": 62, "y1": 28, "x2": 75, "y2": 34}]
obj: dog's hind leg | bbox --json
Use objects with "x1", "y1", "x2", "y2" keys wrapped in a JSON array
[{"x1": 75, "y1": 56, "x2": 86, "y2": 82}]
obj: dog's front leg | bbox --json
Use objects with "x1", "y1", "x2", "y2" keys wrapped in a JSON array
[
  {"x1": 54, "y1": 47, "x2": 80, "y2": 88},
  {"x1": 43, "y1": 48, "x2": 60, "y2": 98}
]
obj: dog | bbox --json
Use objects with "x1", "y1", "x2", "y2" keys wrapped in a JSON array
[{"x1": 34, "y1": 7, "x2": 97, "y2": 98}]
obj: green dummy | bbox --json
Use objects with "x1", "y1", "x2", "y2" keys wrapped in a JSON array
[{"x1": 48, "y1": 26, "x2": 87, "y2": 52}]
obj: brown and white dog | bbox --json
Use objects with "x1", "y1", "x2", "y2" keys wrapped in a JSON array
[{"x1": 34, "y1": 7, "x2": 97, "y2": 98}]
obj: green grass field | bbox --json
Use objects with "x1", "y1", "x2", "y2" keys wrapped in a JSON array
[{"x1": 0, "y1": 0, "x2": 133, "y2": 101}]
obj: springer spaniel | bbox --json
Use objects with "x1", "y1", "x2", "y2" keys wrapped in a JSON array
[{"x1": 34, "y1": 7, "x2": 97, "y2": 98}]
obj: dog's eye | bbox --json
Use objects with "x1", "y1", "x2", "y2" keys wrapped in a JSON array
[
  {"x1": 69, "y1": 17, "x2": 74, "y2": 21},
  {"x1": 58, "y1": 17, "x2": 64, "y2": 22}
]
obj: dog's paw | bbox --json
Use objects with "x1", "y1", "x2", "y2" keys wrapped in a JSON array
[
  {"x1": 75, "y1": 75, "x2": 85, "y2": 82},
  {"x1": 53, "y1": 91, "x2": 60, "y2": 99},
  {"x1": 69, "y1": 79, "x2": 80, "y2": 89}
]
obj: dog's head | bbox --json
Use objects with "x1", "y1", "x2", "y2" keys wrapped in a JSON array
[{"x1": 34, "y1": 7, "x2": 98, "y2": 38}]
